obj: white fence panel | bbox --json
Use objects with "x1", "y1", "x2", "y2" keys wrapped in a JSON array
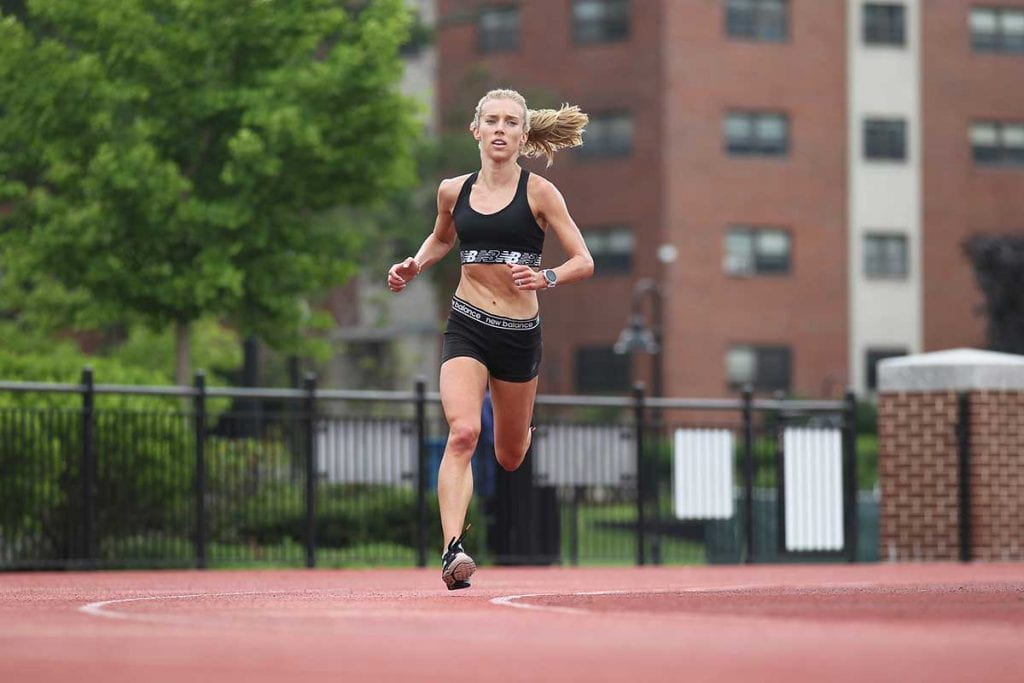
[
  {"x1": 783, "y1": 427, "x2": 843, "y2": 551},
  {"x1": 672, "y1": 429, "x2": 734, "y2": 519},
  {"x1": 534, "y1": 424, "x2": 635, "y2": 487},
  {"x1": 316, "y1": 419, "x2": 415, "y2": 486}
]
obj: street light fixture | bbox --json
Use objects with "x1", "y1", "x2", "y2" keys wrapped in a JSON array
[
  {"x1": 613, "y1": 313, "x2": 659, "y2": 355},
  {"x1": 614, "y1": 278, "x2": 663, "y2": 397},
  {"x1": 615, "y1": 276, "x2": 665, "y2": 565}
]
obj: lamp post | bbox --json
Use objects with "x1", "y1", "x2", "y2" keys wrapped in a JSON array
[
  {"x1": 614, "y1": 277, "x2": 664, "y2": 564},
  {"x1": 614, "y1": 278, "x2": 663, "y2": 398}
]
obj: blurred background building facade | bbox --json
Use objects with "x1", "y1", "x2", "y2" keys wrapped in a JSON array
[
  {"x1": 422, "y1": 0, "x2": 1024, "y2": 399},
  {"x1": 321, "y1": 0, "x2": 444, "y2": 391}
]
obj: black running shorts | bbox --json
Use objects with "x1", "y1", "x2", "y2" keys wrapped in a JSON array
[{"x1": 441, "y1": 296, "x2": 542, "y2": 383}]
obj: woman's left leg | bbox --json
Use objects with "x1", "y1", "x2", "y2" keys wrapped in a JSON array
[{"x1": 489, "y1": 375, "x2": 538, "y2": 472}]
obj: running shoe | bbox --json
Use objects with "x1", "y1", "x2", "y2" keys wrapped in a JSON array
[{"x1": 441, "y1": 525, "x2": 476, "y2": 591}]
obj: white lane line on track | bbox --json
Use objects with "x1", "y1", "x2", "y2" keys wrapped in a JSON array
[
  {"x1": 80, "y1": 591, "x2": 270, "y2": 622},
  {"x1": 489, "y1": 582, "x2": 884, "y2": 616},
  {"x1": 490, "y1": 586, "x2": 762, "y2": 616},
  {"x1": 489, "y1": 593, "x2": 589, "y2": 615},
  {"x1": 82, "y1": 581, "x2": 890, "y2": 623},
  {"x1": 80, "y1": 589, "x2": 450, "y2": 625}
]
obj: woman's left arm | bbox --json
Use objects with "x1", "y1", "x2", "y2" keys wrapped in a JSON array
[{"x1": 511, "y1": 177, "x2": 594, "y2": 291}]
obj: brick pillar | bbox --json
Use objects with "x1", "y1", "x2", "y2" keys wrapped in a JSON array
[
  {"x1": 877, "y1": 349, "x2": 1024, "y2": 562},
  {"x1": 970, "y1": 391, "x2": 1024, "y2": 561}
]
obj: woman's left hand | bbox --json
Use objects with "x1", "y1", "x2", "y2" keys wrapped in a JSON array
[{"x1": 509, "y1": 264, "x2": 542, "y2": 291}]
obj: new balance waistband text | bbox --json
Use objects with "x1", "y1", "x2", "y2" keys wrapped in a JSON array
[{"x1": 451, "y1": 299, "x2": 540, "y2": 330}]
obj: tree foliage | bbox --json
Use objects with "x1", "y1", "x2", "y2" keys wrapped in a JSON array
[
  {"x1": 0, "y1": 0, "x2": 420, "y2": 380},
  {"x1": 963, "y1": 234, "x2": 1024, "y2": 355}
]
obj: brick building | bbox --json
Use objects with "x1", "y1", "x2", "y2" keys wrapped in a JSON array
[{"x1": 434, "y1": 0, "x2": 1024, "y2": 398}]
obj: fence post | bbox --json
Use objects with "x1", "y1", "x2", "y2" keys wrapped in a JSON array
[
  {"x1": 842, "y1": 390, "x2": 858, "y2": 563},
  {"x1": 633, "y1": 382, "x2": 646, "y2": 566},
  {"x1": 415, "y1": 378, "x2": 428, "y2": 568},
  {"x1": 570, "y1": 486, "x2": 582, "y2": 567},
  {"x1": 80, "y1": 367, "x2": 96, "y2": 568},
  {"x1": 193, "y1": 371, "x2": 208, "y2": 569},
  {"x1": 650, "y1": 408, "x2": 662, "y2": 566},
  {"x1": 957, "y1": 392, "x2": 972, "y2": 563},
  {"x1": 304, "y1": 373, "x2": 317, "y2": 568},
  {"x1": 742, "y1": 386, "x2": 754, "y2": 564}
]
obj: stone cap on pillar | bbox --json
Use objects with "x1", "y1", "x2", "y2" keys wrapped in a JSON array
[{"x1": 878, "y1": 348, "x2": 1024, "y2": 392}]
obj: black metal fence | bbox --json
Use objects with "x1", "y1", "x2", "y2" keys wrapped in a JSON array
[{"x1": 0, "y1": 370, "x2": 867, "y2": 570}]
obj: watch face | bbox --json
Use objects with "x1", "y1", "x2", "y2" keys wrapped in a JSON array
[{"x1": 544, "y1": 269, "x2": 557, "y2": 284}]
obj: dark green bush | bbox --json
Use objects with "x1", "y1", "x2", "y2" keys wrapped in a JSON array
[
  {"x1": 0, "y1": 341, "x2": 197, "y2": 562},
  {"x1": 232, "y1": 484, "x2": 441, "y2": 550}
]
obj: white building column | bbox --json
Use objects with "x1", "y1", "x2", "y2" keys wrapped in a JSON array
[{"x1": 847, "y1": 0, "x2": 923, "y2": 394}]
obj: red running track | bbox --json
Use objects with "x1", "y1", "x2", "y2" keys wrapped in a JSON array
[{"x1": 2, "y1": 563, "x2": 1022, "y2": 682}]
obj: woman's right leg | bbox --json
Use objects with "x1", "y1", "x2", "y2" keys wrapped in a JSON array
[{"x1": 437, "y1": 356, "x2": 489, "y2": 550}]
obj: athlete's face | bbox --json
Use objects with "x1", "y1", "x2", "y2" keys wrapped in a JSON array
[{"x1": 473, "y1": 98, "x2": 527, "y2": 160}]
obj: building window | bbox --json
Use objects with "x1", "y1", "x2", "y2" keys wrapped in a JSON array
[
  {"x1": 724, "y1": 227, "x2": 791, "y2": 276},
  {"x1": 971, "y1": 121, "x2": 1024, "y2": 165},
  {"x1": 726, "y1": 0, "x2": 788, "y2": 42},
  {"x1": 724, "y1": 111, "x2": 789, "y2": 157},
  {"x1": 584, "y1": 227, "x2": 633, "y2": 274},
  {"x1": 578, "y1": 112, "x2": 633, "y2": 159},
  {"x1": 478, "y1": 6, "x2": 519, "y2": 53},
  {"x1": 573, "y1": 0, "x2": 630, "y2": 44},
  {"x1": 863, "y1": 3, "x2": 906, "y2": 46},
  {"x1": 726, "y1": 345, "x2": 792, "y2": 392},
  {"x1": 864, "y1": 232, "x2": 908, "y2": 279},
  {"x1": 970, "y1": 7, "x2": 1024, "y2": 54},
  {"x1": 864, "y1": 118, "x2": 907, "y2": 161},
  {"x1": 576, "y1": 346, "x2": 632, "y2": 394},
  {"x1": 865, "y1": 347, "x2": 907, "y2": 391}
]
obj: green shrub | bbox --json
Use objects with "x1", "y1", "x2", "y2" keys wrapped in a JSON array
[
  {"x1": 0, "y1": 337, "x2": 200, "y2": 562},
  {"x1": 231, "y1": 483, "x2": 434, "y2": 550}
]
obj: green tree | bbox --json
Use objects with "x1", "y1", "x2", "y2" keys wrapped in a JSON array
[
  {"x1": 964, "y1": 234, "x2": 1024, "y2": 355},
  {"x1": 0, "y1": 0, "x2": 420, "y2": 384}
]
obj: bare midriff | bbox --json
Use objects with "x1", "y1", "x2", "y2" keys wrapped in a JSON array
[{"x1": 454, "y1": 264, "x2": 539, "y2": 319}]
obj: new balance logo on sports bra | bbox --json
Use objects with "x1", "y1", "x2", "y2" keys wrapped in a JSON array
[
  {"x1": 452, "y1": 169, "x2": 546, "y2": 265},
  {"x1": 460, "y1": 249, "x2": 542, "y2": 267}
]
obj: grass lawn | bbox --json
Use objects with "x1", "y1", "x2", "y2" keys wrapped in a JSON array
[{"x1": 561, "y1": 503, "x2": 706, "y2": 566}]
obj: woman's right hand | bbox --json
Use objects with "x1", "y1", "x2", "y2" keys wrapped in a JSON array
[{"x1": 387, "y1": 257, "x2": 421, "y2": 293}]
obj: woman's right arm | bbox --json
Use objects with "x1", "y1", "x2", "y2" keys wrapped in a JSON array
[{"x1": 387, "y1": 178, "x2": 459, "y2": 293}]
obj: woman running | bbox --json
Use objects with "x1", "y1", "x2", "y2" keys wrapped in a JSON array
[{"x1": 387, "y1": 89, "x2": 593, "y2": 589}]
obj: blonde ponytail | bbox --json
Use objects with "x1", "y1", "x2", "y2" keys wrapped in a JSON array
[
  {"x1": 522, "y1": 105, "x2": 589, "y2": 167},
  {"x1": 471, "y1": 89, "x2": 589, "y2": 167}
]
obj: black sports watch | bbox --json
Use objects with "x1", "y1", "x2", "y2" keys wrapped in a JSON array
[{"x1": 542, "y1": 269, "x2": 557, "y2": 289}]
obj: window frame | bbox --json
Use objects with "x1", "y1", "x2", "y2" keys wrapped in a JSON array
[
  {"x1": 477, "y1": 4, "x2": 521, "y2": 54},
  {"x1": 970, "y1": 6, "x2": 1024, "y2": 54},
  {"x1": 572, "y1": 0, "x2": 631, "y2": 45},
  {"x1": 726, "y1": 344, "x2": 792, "y2": 393},
  {"x1": 583, "y1": 226, "x2": 634, "y2": 275},
  {"x1": 863, "y1": 117, "x2": 908, "y2": 161},
  {"x1": 863, "y1": 2, "x2": 906, "y2": 47},
  {"x1": 724, "y1": 226, "x2": 792, "y2": 277},
  {"x1": 863, "y1": 231, "x2": 909, "y2": 279},
  {"x1": 971, "y1": 120, "x2": 1024, "y2": 166},
  {"x1": 576, "y1": 110, "x2": 634, "y2": 160},
  {"x1": 724, "y1": 110, "x2": 790, "y2": 158},
  {"x1": 725, "y1": 0, "x2": 789, "y2": 43}
]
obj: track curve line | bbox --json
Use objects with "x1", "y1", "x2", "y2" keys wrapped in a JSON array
[{"x1": 80, "y1": 591, "x2": 271, "y2": 623}]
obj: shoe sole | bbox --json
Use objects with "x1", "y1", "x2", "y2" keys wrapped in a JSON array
[{"x1": 442, "y1": 554, "x2": 476, "y2": 590}]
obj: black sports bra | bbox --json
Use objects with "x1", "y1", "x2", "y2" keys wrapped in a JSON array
[{"x1": 451, "y1": 169, "x2": 545, "y2": 267}]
